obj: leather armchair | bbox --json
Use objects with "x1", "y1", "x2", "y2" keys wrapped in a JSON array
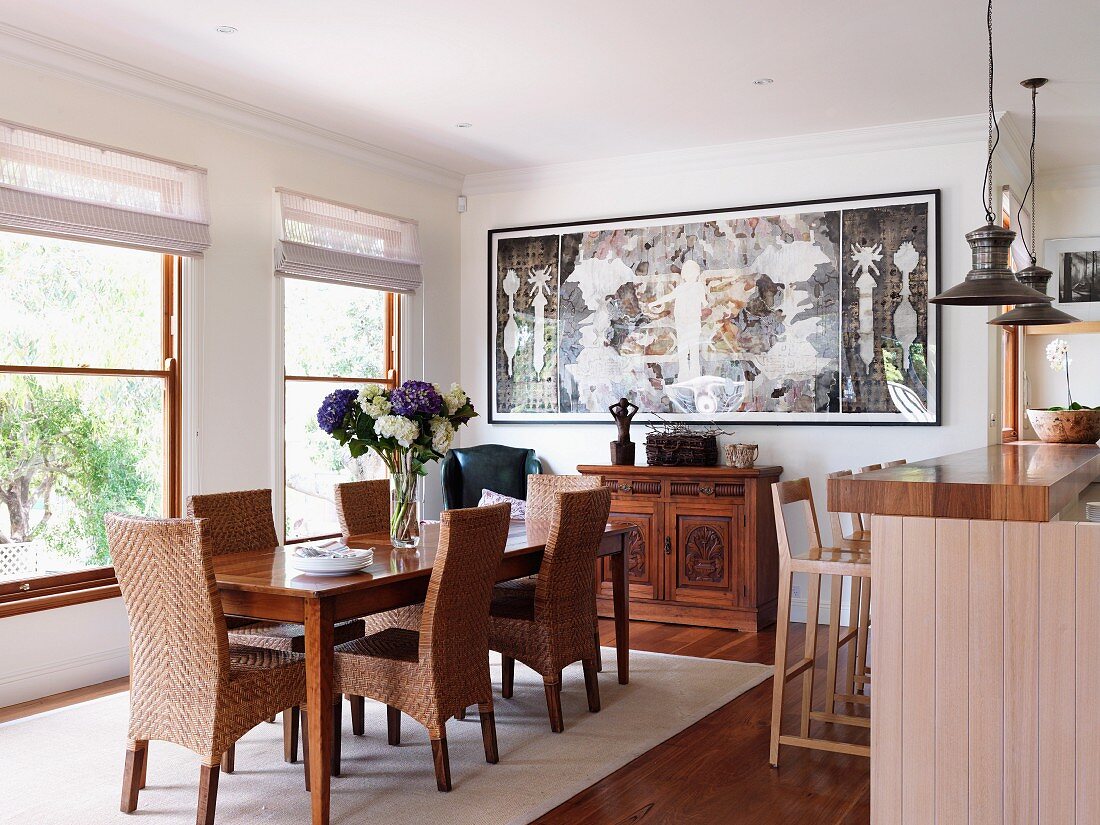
[{"x1": 440, "y1": 444, "x2": 542, "y2": 510}]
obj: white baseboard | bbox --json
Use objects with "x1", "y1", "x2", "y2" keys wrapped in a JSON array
[
  {"x1": 0, "y1": 646, "x2": 129, "y2": 708},
  {"x1": 790, "y1": 597, "x2": 852, "y2": 627}
]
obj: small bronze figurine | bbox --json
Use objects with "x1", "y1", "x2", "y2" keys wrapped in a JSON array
[{"x1": 609, "y1": 397, "x2": 639, "y2": 465}]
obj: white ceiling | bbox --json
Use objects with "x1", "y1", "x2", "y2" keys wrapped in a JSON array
[{"x1": 0, "y1": 0, "x2": 1096, "y2": 176}]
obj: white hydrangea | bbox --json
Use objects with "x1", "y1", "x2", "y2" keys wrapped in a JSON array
[
  {"x1": 430, "y1": 416, "x2": 455, "y2": 454},
  {"x1": 375, "y1": 414, "x2": 419, "y2": 447},
  {"x1": 442, "y1": 383, "x2": 468, "y2": 416},
  {"x1": 358, "y1": 384, "x2": 384, "y2": 402},
  {"x1": 362, "y1": 395, "x2": 392, "y2": 419}
]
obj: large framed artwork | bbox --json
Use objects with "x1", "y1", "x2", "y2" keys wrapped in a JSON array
[
  {"x1": 1047, "y1": 237, "x2": 1100, "y2": 316},
  {"x1": 488, "y1": 190, "x2": 940, "y2": 425}
]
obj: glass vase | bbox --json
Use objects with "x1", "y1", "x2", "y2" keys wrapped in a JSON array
[{"x1": 389, "y1": 471, "x2": 420, "y2": 548}]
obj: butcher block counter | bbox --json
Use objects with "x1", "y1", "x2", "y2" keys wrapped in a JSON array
[{"x1": 827, "y1": 443, "x2": 1100, "y2": 825}]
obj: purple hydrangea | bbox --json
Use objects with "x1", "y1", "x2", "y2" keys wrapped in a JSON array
[
  {"x1": 317, "y1": 388, "x2": 359, "y2": 434},
  {"x1": 390, "y1": 380, "x2": 443, "y2": 417}
]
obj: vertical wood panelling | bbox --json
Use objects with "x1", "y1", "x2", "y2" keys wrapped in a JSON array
[
  {"x1": 1038, "y1": 522, "x2": 1076, "y2": 825},
  {"x1": 1077, "y1": 524, "x2": 1100, "y2": 825},
  {"x1": 872, "y1": 515, "x2": 904, "y2": 825},
  {"x1": 1003, "y1": 522, "x2": 1039, "y2": 824},
  {"x1": 901, "y1": 517, "x2": 936, "y2": 824},
  {"x1": 969, "y1": 520, "x2": 1005, "y2": 825},
  {"x1": 935, "y1": 518, "x2": 970, "y2": 825}
]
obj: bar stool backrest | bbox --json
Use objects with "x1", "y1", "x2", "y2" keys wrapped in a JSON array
[
  {"x1": 826, "y1": 469, "x2": 864, "y2": 543},
  {"x1": 771, "y1": 478, "x2": 823, "y2": 566}
]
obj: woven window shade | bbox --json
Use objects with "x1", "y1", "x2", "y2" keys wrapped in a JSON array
[
  {"x1": 0, "y1": 119, "x2": 211, "y2": 256},
  {"x1": 275, "y1": 188, "x2": 422, "y2": 293}
]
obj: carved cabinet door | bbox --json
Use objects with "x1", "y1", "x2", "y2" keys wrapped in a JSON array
[
  {"x1": 597, "y1": 501, "x2": 661, "y2": 601},
  {"x1": 665, "y1": 504, "x2": 744, "y2": 607}
]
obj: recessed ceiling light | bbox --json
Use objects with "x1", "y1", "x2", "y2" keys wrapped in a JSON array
[
  {"x1": 753, "y1": 77, "x2": 774, "y2": 86},
  {"x1": 455, "y1": 122, "x2": 473, "y2": 129},
  {"x1": 216, "y1": 25, "x2": 238, "y2": 34}
]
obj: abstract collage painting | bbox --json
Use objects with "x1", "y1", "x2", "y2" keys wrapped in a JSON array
[{"x1": 489, "y1": 191, "x2": 939, "y2": 424}]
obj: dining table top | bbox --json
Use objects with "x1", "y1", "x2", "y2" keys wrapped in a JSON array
[{"x1": 211, "y1": 519, "x2": 631, "y2": 598}]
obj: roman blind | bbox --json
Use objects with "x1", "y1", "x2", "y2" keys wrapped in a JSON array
[
  {"x1": 0, "y1": 119, "x2": 211, "y2": 256},
  {"x1": 274, "y1": 188, "x2": 422, "y2": 293}
]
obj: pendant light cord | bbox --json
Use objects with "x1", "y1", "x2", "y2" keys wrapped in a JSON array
[
  {"x1": 1018, "y1": 83, "x2": 1038, "y2": 264},
  {"x1": 982, "y1": 0, "x2": 1000, "y2": 225}
]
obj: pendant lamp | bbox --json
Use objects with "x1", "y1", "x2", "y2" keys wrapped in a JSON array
[
  {"x1": 929, "y1": 0, "x2": 1052, "y2": 307},
  {"x1": 989, "y1": 79, "x2": 1080, "y2": 326}
]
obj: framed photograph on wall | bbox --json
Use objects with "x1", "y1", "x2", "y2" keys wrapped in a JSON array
[
  {"x1": 1047, "y1": 237, "x2": 1100, "y2": 313},
  {"x1": 488, "y1": 190, "x2": 940, "y2": 425}
]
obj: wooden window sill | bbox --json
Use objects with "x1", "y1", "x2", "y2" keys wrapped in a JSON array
[{"x1": 0, "y1": 583, "x2": 121, "y2": 618}]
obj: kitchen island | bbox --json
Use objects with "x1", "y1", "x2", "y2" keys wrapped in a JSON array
[{"x1": 828, "y1": 443, "x2": 1100, "y2": 825}]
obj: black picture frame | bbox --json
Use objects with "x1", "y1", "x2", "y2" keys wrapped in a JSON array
[{"x1": 487, "y1": 189, "x2": 941, "y2": 426}]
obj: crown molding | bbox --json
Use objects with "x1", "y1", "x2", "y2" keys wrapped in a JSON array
[
  {"x1": 462, "y1": 113, "x2": 992, "y2": 196},
  {"x1": 1039, "y1": 164, "x2": 1100, "y2": 191},
  {"x1": 0, "y1": 23, "x2": 465, "y2": 191}
]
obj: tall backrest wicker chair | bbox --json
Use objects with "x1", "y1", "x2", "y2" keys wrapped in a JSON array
[
  {"x1": 106, "y1": 514, "x2": 307, "y2": 825},
  {"x1": 524, "y1": 473, "x2": 604, "y2": 521},
  {"x1": 332, "y1": 502, "x2": 512, "y2": 792},
  {"x1": 489, "y1": 486, "x2": 612, "y2": 733},
  {"x1": 186, "y1": 489, "x2": 364, "y2": 764},
  {"x1": 333, "y1": 479, "x2": 390, "y2": 539}
]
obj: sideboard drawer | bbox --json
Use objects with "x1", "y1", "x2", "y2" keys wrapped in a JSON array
[
  {"x1": 667, "y1": 478, "x2": 745, "y2": 502},
  {"x1": 604, "y1": 477, "x2": 662, "y2": 498}
]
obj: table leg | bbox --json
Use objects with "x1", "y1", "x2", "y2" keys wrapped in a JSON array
[
  {"x1": 610, "y1": 535, "x2": 630, "y2": 685},
  {"x1": 304, "y1": 598, "x2": 334, "y2": 825}
]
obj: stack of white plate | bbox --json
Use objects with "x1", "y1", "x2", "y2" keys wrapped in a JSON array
[
  {"x1": 288, "y1": 547, "x2": 374, "y2": 576},
  {"x1": 1086, "y1": 502, "x2": 1100, "y2": 523}
]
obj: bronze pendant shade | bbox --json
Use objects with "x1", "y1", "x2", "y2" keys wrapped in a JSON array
[{"x1": 930, "y1": 223, "x2": 1052, "y2": 306}]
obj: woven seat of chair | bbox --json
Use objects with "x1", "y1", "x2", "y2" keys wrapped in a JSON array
[
  {"x1": 107, "y1": 514, "x2": 307, "y2": 767},
  {"x1": 489, "y1": 487, "x2": 611, "y2": 680},
  {"x1": 362, "y1": 604, "x2": 423, "y2": 634},
  {"x1": 333, "y1": 503, "x2": 511, "y2": 738},
  {"x1": 227, "y1": 618, "x2": 366, "y2": 653}
]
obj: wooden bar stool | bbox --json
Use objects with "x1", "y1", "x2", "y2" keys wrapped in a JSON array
[{"x1": 769, "y1": 478, "x2": 871, "y2": 766}]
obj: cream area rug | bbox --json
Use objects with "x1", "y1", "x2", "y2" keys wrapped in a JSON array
[{"x1": 1, "y1": 649, "x2": 770, "y2": 825}]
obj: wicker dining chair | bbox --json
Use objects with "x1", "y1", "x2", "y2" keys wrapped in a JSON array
[
  {"x1": 489, "y1": 486, "x2": 611, "y2": 732},
  {"x1": 186, "y1": 489, "x2": 365, "y2": 765},
  {"x1": 107, "y1": 514, "x2": 307, "y2": 825},
  {"x1": 333, "y1": 478, "x2": 425, "y2": 732},
  {"x1": 332, "y1": 502, "x2": 512, "y2": 792}
]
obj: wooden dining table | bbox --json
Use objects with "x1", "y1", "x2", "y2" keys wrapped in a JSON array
[{"x1": 212, "y1": 519, "x2": 632, "y2": 825}]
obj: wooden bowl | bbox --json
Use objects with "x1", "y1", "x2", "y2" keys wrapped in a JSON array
[{"x1": 1026, "y1": 408, "x2": 1100, "y2": 444}]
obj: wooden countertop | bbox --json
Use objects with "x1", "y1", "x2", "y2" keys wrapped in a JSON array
[{"x1": 827, "y1": 442, "x2": 1100, "y2": 522}]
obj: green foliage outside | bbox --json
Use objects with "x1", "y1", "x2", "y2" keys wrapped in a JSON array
[{"x1": 0, "y1": 234, "x2": 163, "y2": 569}]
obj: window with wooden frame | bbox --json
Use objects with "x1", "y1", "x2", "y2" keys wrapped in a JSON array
[
  {"x1": 282, "y1": 281, "x2": 399, "y2": 542},
  {"x1": 0, "y1": 232, "x2": 181, "y2": 616}
]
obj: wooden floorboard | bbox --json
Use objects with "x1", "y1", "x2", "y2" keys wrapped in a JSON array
[
  {"x1": 0, "y1": 621, "x2": 870, "y2": 824},
  {"x1": 535, "y1": 618, "x2": 870, "y2": 825}
]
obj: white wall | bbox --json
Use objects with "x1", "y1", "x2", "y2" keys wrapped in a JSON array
[
  {"x1": 1021, "y1": 180, "x2": 1100, "y2": 426},
  {"x1": 460, "y1": 138, "x2": 999, "y2": 622},
  {"x1": 0, "y1": 61, "x2": 461, "y2": 706}
]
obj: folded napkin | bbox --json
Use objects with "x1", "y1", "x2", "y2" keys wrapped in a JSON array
[{"x1": 292, "y1": 541, "x2": 371, "y2": 560}]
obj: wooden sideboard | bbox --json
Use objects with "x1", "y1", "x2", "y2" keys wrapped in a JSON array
[{"x1": 578, "y1": 464, "x2": 782, "y2": 632}]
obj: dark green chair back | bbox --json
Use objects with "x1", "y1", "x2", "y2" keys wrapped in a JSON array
[{"x1": 440, "y1": 445, "x2": 542, "y2": 510}]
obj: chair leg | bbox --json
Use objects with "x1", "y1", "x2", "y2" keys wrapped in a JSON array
[
  {"x1": 501, "y1": 656, "x2": 515, "y2": 699},
  {"x1": 855, "y1": 574, "x2": 872, "y2": 693},
  {"x1": 301, "y1": 709, "x2": 310, "y2": 791},
  {"x1": 220, "y1": 743, "x2": 235, "y2": 774},
  {"x1": 283, "y1": 707, "x2": 300, "y2": 764},
  {"x1": 430, "y1": 728, "x2": 452, "y2": 792},
  {"x1": 197, "y1": 764, "x2": 219, "y2": 825},
  {"x1": 543, "y1": 675, "x2": 564, "y2": 733},
  {"x1": 844, "y1": 576, "x2": 862, "y2": 697},
  {"x1": 824, "y1": 574, "x2": 844, "y2": 716},
  {"x1": 120, "y1": 741, "x2": 147, "y2": 813},
  {"x1": 332, "y1": 699, "x2": 342, "y2": 778},
  {"x1": 387, "y1": 705, "x2": 401, "y2": 746},
  {"x1": 800, "y1": 572, "x2": 823, "y2": 738},
  {"x1": 138, "y1": 741, "x2": 148, "y2": 790},
  {"x1": 348, "y1": 694, "x2": 365, "y2": 736},
  {"x1": 266, "y1": 716, "x2": 277, "y2": 724},
  {"x1": 455, "y1": 706, "x2": 467, "y2": 721},
  {"x1": 582, "y1": 657, "x2": 601, "y2": 713},
  {"x1": 594, "y1": 628, "x2": 603, "y2": 672},
  {"x1": 769, "y1": 565, "x2": 793, "y2": 767},
  {"x1": 478, "y1": 702, "x2": 499, "y2": 764}
]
